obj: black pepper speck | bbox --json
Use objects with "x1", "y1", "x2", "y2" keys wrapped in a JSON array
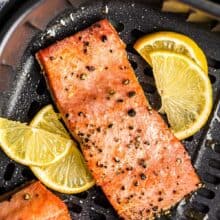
[
  {"x1": 101, "y1": 35, "x2": 107, "y2": 42},
  {"x1": 140, "y1": 173, "x2": 146, "y2": 180},
  {"x1": 108, "y1": 123, "x2": 113, "y2": 128},
  {"x1": 24, "y1": 193, "x2": 31, "y2": 200},
  {"x1": 79, "y1": 73, "x2": 87, "y2": 80},
  {"x1": 144, "y1": 141, "x2": 150, "y2": 145},
  {"x1": 83, "y1": 41, "x2": 89, "y2": 46},
  {"x1": 127, "y1": 91, "x2": 136, "y2": 97},
  {"x1": 123, "y1": 79, "x2": 130, "y2": 85},
  {"x1": 158, "y1": 197, "x2": 163, "y2": 202},
  {"x1": 128, "y1": 126, "x2": 134, "y2": 130},
  {"x1": 114, "y1": 137, "x2": 119, "y2": 142},
  {"x1": 96, "y1": 161, "x2": 103, "y2": 167},
  {"x1": 49, "y1": 56, "x2": 55, "y2": 61},
  {"x1": 128, "y1": 109, "x2": 136, "y2": 117},
  {"x1": 114, "y1": 157, "x2": 120, "y2": 163},
  {"x1": 138, "y1": 159, "x2": 147, "y2": 168},
  {"x1": 108, "y1": 90, "x2": 116, "y2": 95},
  {"x1": 133, "y1": 181, "x2": 139, "y2": 186},
  {"x1": 78, "y1": 112, "x2": 85, "y2": 117},
  {"x1": 126, "y1": 166, "x2": 133, "y2": 171},
  {"x1": 86, "y1": 65, "x2": 95, "y2": 71},
  {"x1": 152, "y1": 206, "x2": 158, "y2": 212}
]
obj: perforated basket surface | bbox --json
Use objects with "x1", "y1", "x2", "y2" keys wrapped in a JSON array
[{"x1": 0, "y1": 0, "x2": 220, "y2": 219}]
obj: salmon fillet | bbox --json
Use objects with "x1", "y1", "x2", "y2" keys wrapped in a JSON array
[
  {"x1": 36, "y1": 19, "x2": 201, "y2": 219},
  {"x1": 0, "y1": 181, "x2": 71, "y2": 220}
]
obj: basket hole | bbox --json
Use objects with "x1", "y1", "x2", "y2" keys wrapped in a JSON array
[
  {"x1": 209, "y1": 74, "x2": 216, "y2": 84},
  {"x1": 126, "y1": 44, "x2": 138, "y2": 55},
  {"x1": 202, "y1": 173, "x2": 220, "y2": 185},
  {"x1": 197, "y1": 188, "x2": 215, "y2": 199},
  {"x1": 214, "y1": 143, "x2": 220, "y2": 153},
  {"x1": 89, "y1": 210, "x2": 106, "y2": 220},
  {"x1": 216, "y1": 209, "x2": 220, "y2": 219},
  {"x1": 27, "y1": 101, "x2": 41, "y2": 119},
  {"x1": 208, "y1": 57, "x2": 220, "y2": 69},
  {"x1": 114, "y1": 22, "x2": 124, "y2": 32},
  {"x1": 144, "y1": 83, "x2": 156, "y2": 94},
  {"x1": 94, "y1": 194, "x2": 111, "y2": 209},
  {"x1": 184, "y1": 208, "x2": 206, "y2": 219},
  {"x1": 205, "y1": 139, "x2": 217, "y2": 148},
  {"x1": 131, "y1": 29, "x2": 145, "y2": 39},
  {"x1": 209, "y1": 159, "x2": 220, "y2": 170},
  {"x1": 4, "y1": 163, "x2": 15, "y2": 181},
  {"x1": 67, "y1": 202, "x2": 82, "y2": 213},
  {"x1": 36, "y1": 78, "x2": 47, "y2": 95},
  {"x1": 74, "y1": 191, "x2": 88, "y2": 199},
  {"x1": 185, "y1": 136, "x2": 194, "y2": 142},
  {"x1": 144, "y1": 66, "x2": 153, "y2": 78},
  {"x1": 129, "y1": 59, "x2": 138, "y2": 70},
  {"x1": 0, "y1": 187, "x2": 6, "y2": 195},
  {"x1": 191, "y1": 201, "x2": 209, "y2": 214},
  {"x1": 21, "y1": 168, "x2": 35, "y2": 180}
]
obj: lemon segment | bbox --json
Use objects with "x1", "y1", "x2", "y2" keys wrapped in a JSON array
[
  {"x1": 149, "y1": 51, "x2": 212, "y2": 140},
  {"x1": 30, "y1": 105, "x2": 95, "y2": 194},
  {"x1": 0, "y1": 118, "x2": 71, "y2": 166},
  {"x1": 31, "y1": 144, "x2": 95, "y2": 194},
  {"x1": 134, "y1": 31, "x2": 208, "y2": 74}
]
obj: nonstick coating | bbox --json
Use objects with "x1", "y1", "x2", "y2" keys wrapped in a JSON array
[{"x1": 0, "y1": 0, "x2": 220, "y2": 219}]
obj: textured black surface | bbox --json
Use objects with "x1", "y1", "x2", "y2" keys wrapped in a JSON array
[{"x1": 0, "y1": 0, "x2": 220, "y2": 219}]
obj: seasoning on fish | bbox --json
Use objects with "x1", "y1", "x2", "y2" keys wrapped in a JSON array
[
  {"x1": 0, "y1": 181, "x2": 71, "y2": 220},
  {"x1": 36, "y1": 19, "x2": 201, "y2": 219}
]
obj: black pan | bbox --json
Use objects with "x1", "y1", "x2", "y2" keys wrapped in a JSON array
[{"x1": 0, "y1": 0, "x2": 220, "y2": 219}]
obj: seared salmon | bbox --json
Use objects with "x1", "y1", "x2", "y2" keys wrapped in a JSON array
[
  {"x1": 36, "y1": 19, "x2": 201, "y2": 219},
  {"x1": 0, "y1": 181, "x2": 71, "y2": 220}
]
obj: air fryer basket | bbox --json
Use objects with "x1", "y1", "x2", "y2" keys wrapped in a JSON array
[{"x1": 0, "y1": 0, "x2": 220, "y2": 219}]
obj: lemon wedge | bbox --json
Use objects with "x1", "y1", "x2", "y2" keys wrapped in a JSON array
[
  {"x1": 149, "y1": 51, "x2": 212, "y2": 140},
  {"x1": 0, "y1": 118, "x2": 71, "y2": 166},
  {"x1": 30, "y1": 105, "x2": 95, "y2": 194}
]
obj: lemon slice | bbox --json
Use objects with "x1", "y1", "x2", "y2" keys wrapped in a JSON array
[
  {"x1": 149, "y1": 51, "x2": 212, "y2": 140},
  {"x1": 30, "y1": 105, "x2": 69, "y2": 138},
  {"x1": 30, "y1": 105, "x2": 95, "y2": 194},
  {"x1": 134, "y1": 31, "x2": 208, "y2": 73},
  {"x1": 31, "y1": 145, "x2": 95, "y2": 194},
  {"x1": 0, "y1": 118, "x2": 71, "y2": 166}
]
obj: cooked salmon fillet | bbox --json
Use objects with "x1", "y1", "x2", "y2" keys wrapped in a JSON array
[
  {"x1": 36, "y1": 19, "x2": 201, "y2": 219},
  {"x1": 0, "y1": 181, "x2": 71, "y2": 220}
]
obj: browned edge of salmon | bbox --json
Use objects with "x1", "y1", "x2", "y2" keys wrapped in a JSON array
[{"x1": 0, "y1": 181, "x2": 71, "y2": 220}]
